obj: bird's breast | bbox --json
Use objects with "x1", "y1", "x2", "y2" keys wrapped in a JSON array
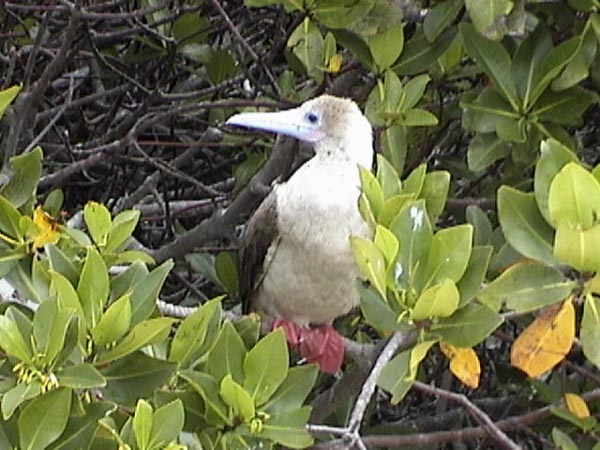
[{"x1": 254, "y1": 160, "x2": 370, "y2": 326}]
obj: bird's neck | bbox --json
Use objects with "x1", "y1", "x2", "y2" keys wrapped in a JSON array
[{"x1": 313, "y1": 134, "x2": 374, "y2": 170}]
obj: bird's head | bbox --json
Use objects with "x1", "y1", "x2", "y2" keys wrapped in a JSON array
[{"x1": 226, "y1": 95, "x2": 373, "y2": 166}]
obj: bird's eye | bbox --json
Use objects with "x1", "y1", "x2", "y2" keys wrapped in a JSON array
[{"x1": 306, "y1": 112, "x2": 319, "y2": 124}]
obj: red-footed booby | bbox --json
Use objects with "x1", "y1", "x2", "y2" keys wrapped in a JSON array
[{"x1": 226, "y1": 95, "x2": 373, "y2": 373}]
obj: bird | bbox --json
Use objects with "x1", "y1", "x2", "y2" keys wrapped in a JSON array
[{"x1": 226, "y1": 95, "x2": 374, "y2": 374}]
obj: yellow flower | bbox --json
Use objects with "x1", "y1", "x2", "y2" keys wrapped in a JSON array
[{"x1": 30, "y1": 206, "x2": 60, "y2": 249}]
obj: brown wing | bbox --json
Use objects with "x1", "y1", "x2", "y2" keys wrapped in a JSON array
[{"x1": 239, "y1": 190, "x2": 279, "y2": 314}]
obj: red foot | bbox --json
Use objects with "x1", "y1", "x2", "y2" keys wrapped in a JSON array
[{"x1": 272, "y1": 319, "x2": 344, "y2": 374}]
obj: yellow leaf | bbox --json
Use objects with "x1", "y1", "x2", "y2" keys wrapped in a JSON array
[
  {"x1": 564, "y1": 393, "x2": 590, "y2": 419},
  {"x1": 30, "y1": 206, "x2": 60, "y2": 249},
  {"x1": 327, "y1": 54, "x2": 343, "y2": 73},
  {"x1": 510, "y1": 299, "x2": 575, "y2": 378},
  {"x1": 440, "y1": 342, "x2": 480, "y2": 389}
]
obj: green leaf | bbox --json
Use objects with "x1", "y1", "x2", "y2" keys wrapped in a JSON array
[
  {"x1": 113, "y1": 250, "x2": 154, "y2": 265},
  {"x1": 83, "y1": 202, "x2": 112, "y2": 247},
  {"x1": 404, "y1": 164, "x2": 426, "y2": 197},
  {"x1": 169, "y1": 297, "x2": 222, "y2": 368},
  {"x1": 381, "y1": 124, "x2": 407, "y2": 175},
  {"x1": 460, "y1": 23, "x2": 519, "y2": 111},
  {"x1": 233, "y1": 314, "x2": 260, "y2": 349},
  {"x1": 49, "y1": 271, "x2": 85, "y2": 324},
  {"x1": 357, "y1": 282, "x2": 402, "y2": 332},
  {"x1": 412, "y1": 278, "x2": 459, "y2": 320},
  {"x1": 581, "y1": 294, "x2": 600, "y2": 369},
  {"x1": 465, "y1": 0, "x2": 514, "y2": 40},
  {"x1": 129, "y1": 259, "x2": 174, "y2": 325},
  {"x1": 0, "y1": 313, "x2": 31, "y2": 362},
  {"x1": 461, "y1": 88, "x2": 521, "y2": 139},
  {"x1": 359, "y1": 167, "x2": 384, "y2": 217},
  {"x1": 497, "y1": 186, "x2": 556, "y2": 265},
  {"x1": 376, "y1": 154, "x2": 402, "y2": 199},
  {"x1": 2, "y1": 382, "x2": 40, "y2": 421},
  {"x1": 47, "y1": 245, "x2": 79, "y2": 286},
  {"x1": 530, "y1": 37, "x2": 580, "y2": 107},
  {"x1": 554, "y1": 223, "x2": 600, "y2": 272},
  {"x1": 33, "y1": 299, "x2": 74, "y2": 366},
  {"x1": 105, "y1": 210, "x2": 140, "y2": 252},
  {"x1": 47, "y1": 403, "x2": 118, "y2": 449},
  {"x1": 244, "y1": 329, "x2": 288, "y2": 406},
  {"x1": 91, "y1": 294, "x2": 131, "y2": 348},
  {"x1": 133, "y1": 399, "x2": 153, "y2": 450},
  {"x1": 389, "y1": 201, "x2": 432, "y2": 291},
  {"x1": 552, "y1": 24, "x2": 597, "y2": 91},
  {"x1": 431, "y1": 302, "x2": 503, "y2": 347},
  {"x1": 262, "y1": 365, "x2": 318, "y2": 414},
  {"x1": 206, "y1": 49, "x2": 238, "y2": 85},
  {"x1": 0, "y1": 147, "x2": 43, "y2": 208},
  {"x1": 57, "y1": 363, "x2": 106, "y2": 389},
  {"x1": 77, "y1": 246, "x2": 108, "y2": 328},
  {"x1": 467, "y1": 206, "x2": 493, "y2": 246},
  {"x1": 416, "y1": 225, "x2": 473, "y2": 292},
  {"x1": 421, "y1": 171, "x2": 450, "y2": 220},
  {"x1": 552, "y1": 428, "x2": 578, "y2": 450},
  {"x1": 548, "y1": 162, "x2": 600, "y2": 229},
  {"x1": 96, "y1": 317, "x2": 175, "y2": 364},
  {"x1": 478, "y1": 261, "x2": 573, "y2": 313},
  {"x1": 312, "y1": 0, "x2": 375, "y2": 29},
  {"x1": 467, "y1": 133, "x2": 511, "y2": 172},
  {"x1": 287, "y1": 18, "x2": 324, "y2": 82},
  {"x1": 377, "y1": 350, "x2": 412, "y2": 404},
  {"x1": 377, "y1": 193, "x2": 414, "y2": 227},
  {"x1": 351, "y1": 236, "x2": 386, "y2": 298},
  {"x1": 110, "y1": 260, "x2": 148, "y2": 300},
  {"x1": 0, "y1": 84, "x2": 21, "y2": 120},
  {"x1": 402, "y1": 109, "x2": 438, "y2": 127},
  {"x1": 261, "y1": 406, "x2": 313, "y2": 449},
  {"x1": 394, "y1": 27, "x2": 456, "y2": 76},
  {"x1": 365, "y1": 78, "x2": 386, "y2": 126},
  {"x1": 101, "y1": 353, "x2": 176, "y2": 408},
  {"x1": 149, "y1": 399, "x2": 184, "y2": 449},
  {"x1": 179, "y1": 370, "x2": 231, "y2": 426},
  {"x1": 0, "y1": 195, "x2": 24, "y2": 240},
  {"x1": 532, "y1": 87, "x2": 596, "y2": 126},
  {"x1": 220, "y1": 374, "x2": 255, "y2": 422},
  {"x1": 215, "y1": 251, "x2": 238, "y2": 296},
  {"x1": 534, "y1": 139, "x2": 579, "y2": 224},
  {"x1": 550, "y1": 403, "x2": 597, "y2": 433},
  {"x1": 206, "y1": 321, "x2": 246, "y2": 384},
  {"x1": 374, "y1": 225, "x2": 399, "y2": 265},
  {"x1": 423, "y1": 0, "x2": 462, "y2": 43},
  {"x1": 457, "y1": 245, "x2": 493, "y2": 307},
  {"x1": 369, "y1": 23, "x2": 404, "y2": 70},
  {"x1": 19, "y1": 388, "x2": 71, "y2": 450}
]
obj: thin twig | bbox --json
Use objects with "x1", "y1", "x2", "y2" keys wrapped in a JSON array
[{"x1": 412, "y1": 381, "x2": 520, "y2": 450}]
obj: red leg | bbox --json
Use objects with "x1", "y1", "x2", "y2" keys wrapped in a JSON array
[
  {"x1": 272, "y1": 318, "x2": 303, "y2": 351},
  {"x1": 272, "y1": 320, "x2": 344, "y2": 374}
]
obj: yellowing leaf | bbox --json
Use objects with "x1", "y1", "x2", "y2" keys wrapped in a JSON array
[
  {"x1": 30, "y1": 206, "x2": 60, "y2": 249},
  {"x1": 564, "y1": 393, "x2": 590, "y2": 419},
  {"x1": 440, "y1": 342, "x2": 480, "y2": 389},
  {"x1": 510, "y1": 299, "x2": 575, "y2": 378},
  {"x1": 327, "y1": 53, "x2": 343, "y2": 73},
  {"x1": 440, "y1": 342, "x2": 481, "y2": 389}
]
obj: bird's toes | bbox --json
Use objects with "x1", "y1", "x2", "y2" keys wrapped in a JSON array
[{"x1": 298, "y1": 325, "x2": 344, "y2": 375}]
